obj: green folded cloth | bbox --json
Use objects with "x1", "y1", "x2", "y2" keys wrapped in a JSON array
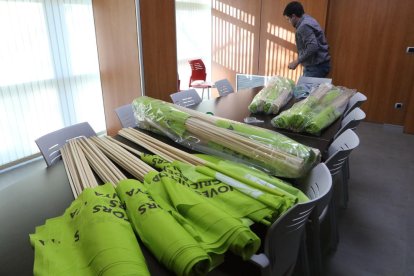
[
  {"x1": 143, "y1": 169, "x2": 261, "y2": 261},
  {"x1": 116, "y1": 179, "x2": 211, "y2": 276},
  {"x1": 140, "y1": 154, "x2": 280, "y2": 225},
  {"x1": 30, "y1": 183, "x2": 150, "y2": 276}
]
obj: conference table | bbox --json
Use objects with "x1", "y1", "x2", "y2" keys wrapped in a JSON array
[{"x1": 0, "y1": 88, "x2": 342, "y2": 275}]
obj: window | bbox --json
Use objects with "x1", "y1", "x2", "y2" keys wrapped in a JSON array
[
  {"x1": 175, "y1": 0, "x2": 211, "y2": 90},
  {"x1": 0, "y1": 0, "x2": 105, "y2": 167}
]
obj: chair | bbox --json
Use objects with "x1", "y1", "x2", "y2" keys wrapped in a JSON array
[
  {"x1": 333, "y1": 107, "x2": 365, "y2": 184},
  {"x1": 115, "y1": 104, "x2": 137, "y2": 128},
  {"x1": 170, "y1": 89, "x2": 202, "y2": 107},
  {"x1": 214, "y1": 78, "x2": 234, "y2": 97},
  {"x1": 250, "y1": 163, "x2": 332, "y2": 276},
  {"x1": 35, "y1": 122, "x2": 96, "y2": 167},
  {"x1": 325, "y1": 129, "x2": 360, "y2": 209},
  {"x1": 334, "y1": 107, "x2": 366, "y2": 140},
  {"x1": 343, "y1": 92, "x2": 367, "y2": 117},
  {"x1": 235, "y1": 74, "x2": 271, "y2": 91},
  {"x1": 188, "y1": 59, "x2": 213, "y2": 99}
]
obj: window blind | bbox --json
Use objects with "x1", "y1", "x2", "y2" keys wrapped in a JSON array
[{"x1": 0, "y1": 0, "x2": 105, "y2": 167}]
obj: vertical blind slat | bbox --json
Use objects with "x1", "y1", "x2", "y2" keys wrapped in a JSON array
[{"x1": 0, "y1": 0, "x2": 105, "y2": 167}]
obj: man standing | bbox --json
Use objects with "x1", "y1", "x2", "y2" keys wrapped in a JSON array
[{"x1": 283, "y1": 1, "x2": 331, "y2": 77}]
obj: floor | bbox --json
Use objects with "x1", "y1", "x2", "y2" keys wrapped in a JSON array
[
  {"x1": 1, "y1": 122, "x2": 413, "y2": 275},
  {"x1": 325, "y1": 122, "x2": 414, "y2": 276}
]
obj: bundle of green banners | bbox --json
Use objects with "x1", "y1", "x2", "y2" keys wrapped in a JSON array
[
  {"x1": 30, "y1": 183, "x2": 150, "y2": 276},
  {"x1": 109, "y1": 129, "x2": 307, "y2": 224},
  {"x1": 138, "y1": 153, "x2": 308, "y2": 226},
  {"x1": 36, "y1": 136, "x2": 307, "y2": 276},
  {"x1": 132, "y1": 96, "x2": 320, "y2": 178},
  {"x1": 248, "y1": 76, "x2": 294, "y2": 114},
  {"x1": 272, "y1": 83, "x2": 356, "y2": 135}
]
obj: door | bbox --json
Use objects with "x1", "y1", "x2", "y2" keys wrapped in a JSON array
[{"x1": 326, "y1": 0, "x2": 414, "y2": 133}]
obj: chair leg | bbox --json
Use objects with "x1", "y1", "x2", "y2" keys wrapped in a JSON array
[
  {"x1": 327, "y1": 196, "x2": 339, "y2": 252},
  {"x1": 342, "y1": 158, "x2": 350, "y2": 207},
  {"x1": 342, "y1": 171, "x2": 349, "y2": 208},
  {"x1": 297, "y1": 233, "x2": 311, "y2": 276},
  {"x1": 201, "y1": 88, "x2": 205, "y2": 99},
  {"x1": 343, "y1": 158, "x2": 350, "y2": 180},
  {"x1": 307, "y1": 212, "x2": 323, "y2": 276}
]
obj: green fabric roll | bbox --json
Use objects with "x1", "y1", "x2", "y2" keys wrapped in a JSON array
[
  {"x1": 319, "y1": 89, "x2": 341, "y2": 106},
  {"x1": 248, "y1": 89, "x2": 266, "y2": 113},
  {"x1": 116, "y1": 179, "x2": 211, "y2": 276},
  {"x1": 131, "y1": 95, "x2": 318, "y2": 179},
  {"x1": 213, "y1": 119, "x2": 320, "y2": 177},
  {"x1": 30, "y1": 183, "x2": 150, "y2": 276},
  {"x1": 271, "y1": 86, "x2": 350, "y2": 136},
  {"x1": 248, "y1": 76, "x2": 294, "y2": 114},
  {"x1": 143, "y1": 170, "x2": 261, "y2": 261},
  {"x1": 305, "y1": 105, "x2": 341, "y2": 135},
  {"x1": 195, "y1": 154, "x2": 309, "y2": 203},
  {"x1": 132, "y1": 96, "x2": 191, "y2": 137},
  {"x1": 215, "y1": 119, "x2": 314, "y2": 159}
]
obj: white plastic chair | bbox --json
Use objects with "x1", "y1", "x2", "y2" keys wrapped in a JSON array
[
  {"x1": 115, "y1": 104, "x2": 137, "y2": 128},
  {"x1": 250, "y1": 163, "x2": 332, "y2": 276},
  {"x1": 326, "y1": 129, "x2": 360, "y2": 209},
  {"x1": 214, "y1": 78, "x2": 234, "y2": 97},
  {"x1": 343, "y1": 92, "x2": 367, "y2": 117},
  {"x1": 334, "y1": 107, "x2": 366, "y2": 139},
  {"x1": 35, "y1": 122, "x2": 96, "y2": 167},
  {"x1": 170, "y1": 89, "x2": 202, "y2": 107}
]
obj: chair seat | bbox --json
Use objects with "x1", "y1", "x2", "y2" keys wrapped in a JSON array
[{"x1": 190, "y1": 81, "x2": 214, "y2": 88}]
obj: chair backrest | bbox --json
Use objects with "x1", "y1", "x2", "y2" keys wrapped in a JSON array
[
  {"x1": 294, "y1": 76, "x2": 332, "y2": 98},
  {"x1": 236, "y1": 74, "x2": 272, "y2": 91},
  {"x1": 326, "y1": 129, "x2": 360, "y2": 177},
  {"x1": 334, "y1": 107, "x2": 366, "y2": 139},
  {"x1": 255, "y1": 163, "x2": 332, "y2": 276},
  {"x1": 35, "y1": 122, "x2": 96, "y2": 167},
  {"x1": 170, "y1": 89, "x2": 202, "y2": 107},
  {"x1": 343, "y1": 92, "x2": 367, "y2": 116},
  {"x1": 188, "y1": 59, "x2": 207, "y2": 86},
  {"x1": 215, "y1": 78, "x2": 234, "y2": 97},
  {"x1": 115, "y1": 104, "x2": 137, "y2": 128}
]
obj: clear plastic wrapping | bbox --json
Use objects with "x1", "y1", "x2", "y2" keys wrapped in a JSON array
[
  {"x1": 272, "y1": 83, "x2": 356, "y2": 135},
  {"x1": 132, "y1": 96, "x2": 320, "y2": 178},
  {"x1": 248, "y1": 76, "x2": 294, "y2": 114}
]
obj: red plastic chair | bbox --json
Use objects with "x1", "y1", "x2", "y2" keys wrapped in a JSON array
[{"x1": 188, "y1": 59, "x2": 213, "y2": 99}]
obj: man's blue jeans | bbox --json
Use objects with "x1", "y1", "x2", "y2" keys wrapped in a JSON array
[{"x1": 303, "y1": 61, "x2": 330, "y2": 78}]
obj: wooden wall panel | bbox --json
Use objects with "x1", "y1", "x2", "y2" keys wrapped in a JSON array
[
  {"x1": 258, "y1": 0, "x2": 328, "y2": 81},
  {"x1": 326, "y1": 0, "x2": 414, "y2": 131},
  {"x1": 92, "y1": 0, "x2": 142, "y2": 136},
  {"x1": 140, "y1": 0, "x2": 178, "y2": 102},
  {"x1": 211, "y1": 0, "x2": 262, "y2": 89},
  {"x1": 211, "y1": 0, "x2": 328, "y2": 89}
]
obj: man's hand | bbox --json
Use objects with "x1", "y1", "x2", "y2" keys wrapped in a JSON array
[{"x1": 288, "y1": 60, "x2": 299, "y2": 70}]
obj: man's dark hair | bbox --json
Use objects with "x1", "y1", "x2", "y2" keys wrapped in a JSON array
[{"x1": 283, "y1": 1, "x2": 305, "y2": 17}]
